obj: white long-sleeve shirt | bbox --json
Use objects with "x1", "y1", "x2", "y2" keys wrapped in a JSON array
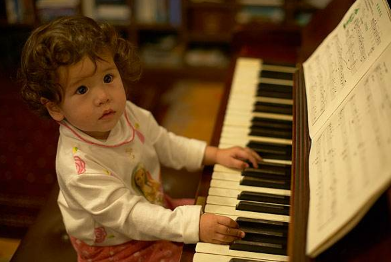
[{"x1": 55, "y1": 101, "x2": 206, "y2": 246}]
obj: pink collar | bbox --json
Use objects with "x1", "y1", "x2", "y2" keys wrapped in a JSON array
[{"x1": 58, "y1": 110, "x2": 135, "y2": 148}]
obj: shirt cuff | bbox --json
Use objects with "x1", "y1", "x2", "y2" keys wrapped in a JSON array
[
  {"x1": 181, "y1": 205, "x2": 203, "y2": 244},
  {"x1": 187, "y1": 139, "x2": 207, "y2": 171}
]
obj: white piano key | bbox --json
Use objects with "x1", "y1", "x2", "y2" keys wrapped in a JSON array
[
  {"x1": 217, "y1": 144, "x2": 294, "y2": 164},
  {"x1": 259, "y1": 77, "x2": 293, "y2": 86},
  {"x1": 219, "y1": 141, "x2": 248, "y2": 148},
  {"x1": 195, "y1": 243, "x2": 288, "y2": 261},
  {"x1": 211, "y1": 171, "x2": 292, "y2": 187},
  {"x1": 205, "y1": 204, "x2": 289, "y2": 222},
  {"x1": 221, "y1": 129, "x2": 292, "y2": 142},
  {"x1": 255, "y1": 97, "x2": 293, "y2": 105},
  {"x1": 212, "y1": 171, "x2": 240, "y2": 181},
  {"x1": 226, "y1": 102, "x2": 256, "y2": 112},
  {"x1": 219, "y1": 136, "x2": 292, "y2": 147},
  {"x1": 258, "y1": 159, "x2": 292, "y2": 165},
  {"x1": 210, "y1": 179, "x2": 291, "y2": 196},
  {"x1": 262, "y1": 64, "x2": 297, "y2": 73},
  {"x1": 221, "y1": 121, "x2": 252, "y2": 129},
  {"x1": 224, "y1": 111, "x2": 293, "y2": 121},
  {"x1": 213, "y1": 164, "x2": 291, "y2": 175},
  {"x1": 219, "y1": 131, "x2": 293, "y2": 144},
  {"x1": 207, "y1": 195, "x2": 238, "y2": 206},
  {"x1": 222, "y1": 125, "x2": 291, "y2": 135},
  {"x1": 208, "y1": 187, "x2": 241, "y2": 198},
  {"x1": 221, "y1": 125, "x2": 251, "y2": 135},
  {"x1": 228, "y1": 90, "x2": 257, "y2": 98},
  {"x1": 227, "y1": 97, "x2": 293, "y2": 108},
  {"x1": 217, "y1": 144, "x2": 294, "y2": 166},
  {"x1": 213, "y1": 164, "x2": 241, "y2": 173},
  {"x1": 207, "y1": 195, "x2": 289, "y2": 209}
]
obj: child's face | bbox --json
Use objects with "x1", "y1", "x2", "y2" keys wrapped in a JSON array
[{"x1": 51, "y1": 50, "x2": 127, "y2": 140}]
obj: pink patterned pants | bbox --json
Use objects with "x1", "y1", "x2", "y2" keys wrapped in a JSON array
[
  {"x1": 70, "y1": 237, "x2": 183, "y2": 262},
  {"x1": 70, "y1": 196, "x2": 194, "y2": 262}
]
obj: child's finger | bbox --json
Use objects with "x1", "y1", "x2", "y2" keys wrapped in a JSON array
[
  {"x1": 225, "y1": 226, "x2": 245, "y2": 238},
  {"x1": 231, "y1": 158, "x2": 249, "y2": 170},
  {"x1": 215, "y1": 226, "x2": 245, "y2": 244},
  {"x1": 217, "y1": 215, "x2": 239, "y2": 228},
  {"x1": 236, "y1": 148, "x2": 259, "y2": 168},
  {"x1": 217, "y1": 216, "x2": 245, "y2": 238},
  {"x1": 247, "y1": 147, "x2": 262, "y2": 161}
]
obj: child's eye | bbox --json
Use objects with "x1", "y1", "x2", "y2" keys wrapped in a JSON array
[
  {"x1": 76, "y1": 85, "x2": 88, "y2": 95},
  {"x1": 104, "y1": 74, "x2": 113, "y2": 83}
]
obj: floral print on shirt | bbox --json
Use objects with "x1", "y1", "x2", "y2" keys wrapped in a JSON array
[
  {"x1": 73, "y1": 147, "x2": 86, "y2": 174},
  {"x1": 134, "y1": 122, "x2": 145, "y2": 144}
]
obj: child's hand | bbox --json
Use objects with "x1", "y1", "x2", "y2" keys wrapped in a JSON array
[
  {"x1": 216, "y1": 146, "x2": 262, "y2": 169},
  {"x1": 199, "y1": 213, "x2": 245, "y2": 244}
]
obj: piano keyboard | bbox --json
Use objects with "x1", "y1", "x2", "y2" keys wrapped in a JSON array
[{"x1": 194, "y1": 58, "x2": 297, "y2": 262}]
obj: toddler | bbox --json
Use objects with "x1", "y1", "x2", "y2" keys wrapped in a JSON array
[{"x1": 19, "y1": 16, "x2": 261, "y2": 262}]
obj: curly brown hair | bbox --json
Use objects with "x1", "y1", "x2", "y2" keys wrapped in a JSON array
[{"x1": 19, "y1": 16, "x2": 142, "y2": 118}]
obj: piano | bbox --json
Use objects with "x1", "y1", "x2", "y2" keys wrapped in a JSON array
[{"x1": 180, "y1": 0, "x2": 391, "y2": 261}]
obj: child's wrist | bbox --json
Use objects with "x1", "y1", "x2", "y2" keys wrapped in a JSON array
[
  {"x1": 204, "y1": 146, "x2": 219, "y2": 165},
  {"x1": 212, "y1": 147, "x2": 219, "y2": 164}
]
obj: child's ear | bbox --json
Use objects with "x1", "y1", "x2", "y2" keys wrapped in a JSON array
[{"x1": 41, "y1": 98, "x2": 64, "y2": 121}]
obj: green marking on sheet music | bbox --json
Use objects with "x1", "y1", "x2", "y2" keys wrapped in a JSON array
[
  {"x1": 343, "y1": 8, "x2": 360, "y2": 29},
  {"x1": 377, "y1": 3, "x2": 382, "y2": 17}
]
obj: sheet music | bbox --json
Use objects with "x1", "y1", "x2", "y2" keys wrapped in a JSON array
[
  {"x1": 303, "y1": 0, "x2": 391, "y2": 257},
  {"x1": 304, "y1": 0, "x2": 391, "y2": 137},
  {"x1": 306, "y1": 43, "x2": 391, "y2": 256}
]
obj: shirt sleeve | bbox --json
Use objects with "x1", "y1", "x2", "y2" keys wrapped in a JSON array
[
  {"x1": 63, "y1": 172, "x2": 202, "y2": 243},
  {"x1": 132, "y1": 103, "x2": 207, "y2": 171}
]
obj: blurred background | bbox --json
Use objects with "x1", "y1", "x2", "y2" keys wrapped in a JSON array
[{"x1": 0, "y1": 0, "x2": 325, "y2": 261}]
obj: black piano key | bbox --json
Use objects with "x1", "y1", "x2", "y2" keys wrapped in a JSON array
[
  {"x1": 241, "y1": 225, "x2": 287, "y2": 239},
  {"x1": 243, "y1": 168, "x2": 288, "y2": 178},
  {"x1": 247, "y1": 141, "x2": 292, "y2": 160},
  {"x1": 243, "y1": 162, "x2": 291, "y2": 179},
  {"x1": 249, "y1": 127, "x2": 292, "y2": 139},
  {"x1": 238, "y1": 191, "x2": 290, "y2": 205},
  {"x1": 253, "y1": 102, "x2": 293, "y2": 115},
  {"x1": 260, "y1": 70, "x2": 293, "y2": 80},
  {"x1": 230, "y1": 239, "x2": 287, "y2": 255},
  {"x1": 257, "y1": 82, "x2": 291, "y2": 93},
  {"x1": 241, "y1": 227, "x2": 287, "y2": 244},
  {"x1": 236, "y1": 217, "x2": 289, "y2": 231},
  {"x1": 257, "y1": 83, "x2": 292, "y2": 99},
  {"x1": 240, "y1": 225, "x2": 287, "y2": 238},
  {"x1": 242, "y1": 170, "x2": 291, "y2": 182},
  {"x1": 251, "y1": 149, "x2": 291, "y2": 161},
  {"x1": 251, "y1": 117, "x2": 292, "y2": 130},
  {"x1": 236, "y1": 201, "x2": 290, "y2": 215},
  {"x1": 229, "y1": 259, "x2": 257, "y2": 262},
  {"x1": 257, "y1": 90, "x2": 293, "y2": 99},
  {"x1": 263, "y1": 61, "x2": 296, "y2": 68},
  {"x1": 246, "y1": 160, "x2": 291, "y2": 170},
  {"x1": 240, "y1": 176, "x2": 291, "y2": 190}
]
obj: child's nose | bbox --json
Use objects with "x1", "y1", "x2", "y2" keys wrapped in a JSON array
[{"x1": 94, "y1": 87, "x2": 110, "y2": 105}]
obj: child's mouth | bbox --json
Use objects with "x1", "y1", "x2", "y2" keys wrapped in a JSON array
[{"x1": 100, "y1": 110, "x2": 115, "y2": 120}]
